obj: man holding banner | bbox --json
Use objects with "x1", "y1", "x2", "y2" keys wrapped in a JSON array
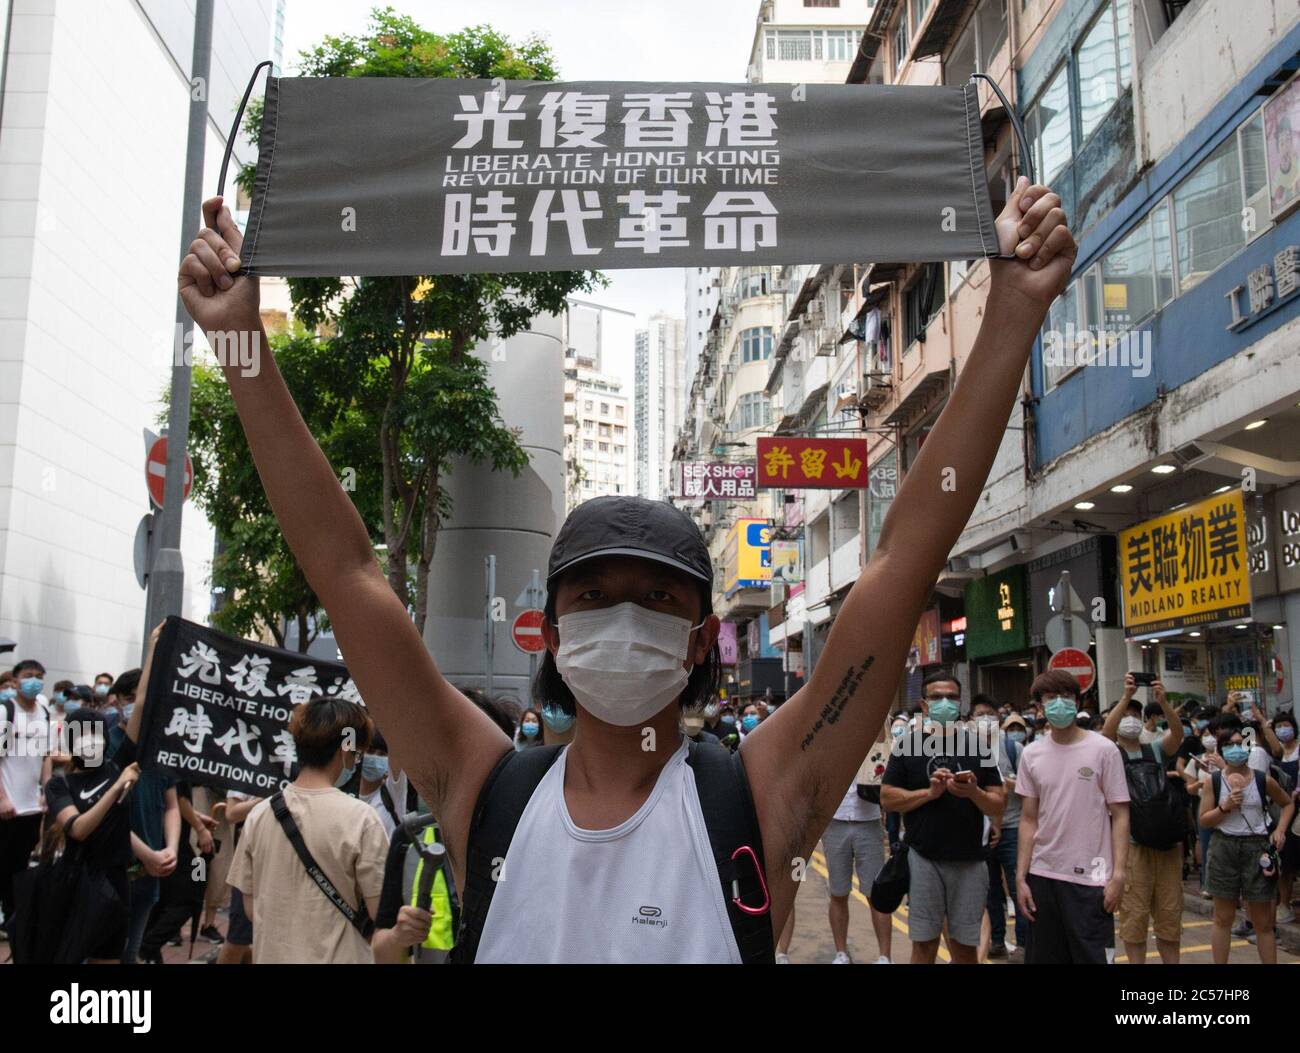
[{"x1": 180, "y1": 122, "x2": 1073, "y2": 959}]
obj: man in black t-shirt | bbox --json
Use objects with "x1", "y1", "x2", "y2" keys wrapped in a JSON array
[{"x1": 881, "y1": 672, "x2": 1005, "y2": 964}]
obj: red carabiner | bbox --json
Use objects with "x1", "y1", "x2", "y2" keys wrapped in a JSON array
[{"x1": 729, "y1": 844, "x2": 771, "y2": 916}]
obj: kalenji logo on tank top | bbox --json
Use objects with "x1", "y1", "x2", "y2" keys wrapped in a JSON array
[{"x1": 632, "y1": 905, "x2": 667, "y2": 929}]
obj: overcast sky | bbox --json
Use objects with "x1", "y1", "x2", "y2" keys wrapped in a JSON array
[{"x1": 281, "y1": 0, "x2": 761, "y2": 330}]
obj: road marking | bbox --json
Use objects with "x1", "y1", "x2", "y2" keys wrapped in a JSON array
[
  {"x1": 809, "y1": 848, "x2": 951, "y2": 963},
  {"x1": 1114, "y1": 940, "x2": 1248, "y2": 963}
]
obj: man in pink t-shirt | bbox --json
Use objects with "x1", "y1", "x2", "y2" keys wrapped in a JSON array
[{"x1": 1015, "y1": 670, "x2": 1130, "y2": 964}]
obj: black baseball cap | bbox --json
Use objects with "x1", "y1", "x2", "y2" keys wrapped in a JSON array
[{"x1": 547, "y1": 496, "x2": 714, "y2": 599}]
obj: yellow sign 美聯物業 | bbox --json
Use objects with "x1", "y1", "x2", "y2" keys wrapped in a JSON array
[{"x1": 1118, "y1": 489, "x2": 1251, "y2": 635}]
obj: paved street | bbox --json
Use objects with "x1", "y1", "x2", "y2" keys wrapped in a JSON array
[{"x1": 780, "y1": 845, "x2": 1300, "y2": 965}]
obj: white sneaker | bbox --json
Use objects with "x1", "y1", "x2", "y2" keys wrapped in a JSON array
[
  {"x1": 1279, "y1": 908, "x2": 1296, "y2": 925},
  {"x1": 875, "y1": 955, "x2": 893, "y2": 964},
  {"x1": 775, "y1": 951, "x2": 791, "y2": 964},
  {"x1": 831, "y1": 951, "x2": 852, "y2": 965}
]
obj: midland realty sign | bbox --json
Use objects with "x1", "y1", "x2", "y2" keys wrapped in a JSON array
[{"x1": 1118, "y1": 490, "x2": 1252, "y2": 636}]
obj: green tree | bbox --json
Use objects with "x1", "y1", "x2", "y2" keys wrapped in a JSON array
[
  {"x1": 237, "y1": 8, "x2": 602, "y2": 628},
  {"x1": 184, "y1": 331, "x2": 381, "y2": 650}
]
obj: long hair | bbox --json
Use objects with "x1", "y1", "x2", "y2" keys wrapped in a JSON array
[{"x1": 532, "y1": 583, "x2": 722, "y2": 717}]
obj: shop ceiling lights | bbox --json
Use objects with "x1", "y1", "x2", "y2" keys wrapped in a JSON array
[
  {"x1": 1151, "y1": 465, "x2": 1177, "y2": 474},
  {"x1": 1074, "y1": 501, "x2": 1096, "y2": 509},
  {"x1": 1245, "y1": 420, "x2": 1268, "y2": 430},
  {"x1": 1111, "y1": 484, "x2": 1133, "y2": 493}
]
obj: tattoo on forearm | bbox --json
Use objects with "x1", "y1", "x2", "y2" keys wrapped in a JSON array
[{"x1": 799, "y1": 655, "x2": 875, "y2": 751}]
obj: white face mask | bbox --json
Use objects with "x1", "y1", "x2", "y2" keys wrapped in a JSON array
[
  {"x1": 1201, "y1": 735, "x2": 1216, "y2": 751},
  {"x1": 1119, "y1": 716, "x2": 1144, "y2": 739},
  {"x1": 555, "y1": 602, "x2": 702, "y2": 727}
]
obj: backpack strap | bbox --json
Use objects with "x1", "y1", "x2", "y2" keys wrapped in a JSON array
[
  {"x1": 377, "y1": 782, "x2": 401, "y2": 829},
  {"x1": 685, "y1": 738, "x2": 775, "y2": 965},
  {"x1": 1211, "y1": 770, "x2": 1222, "y2": 803},
  {"x1": 269, "y1": 792, "x2": 374, "y2": 940},
  {"x1": 449, "y1": 744, "x2": 562, "y2": 964}
]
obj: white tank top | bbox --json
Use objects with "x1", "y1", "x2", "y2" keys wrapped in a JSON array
[
  {"x1": 475, "y1": 738, "x2": 742, "y2": 963},
  {"x1": 1216, "y1": 770, "x2": 1268, "y2": 836}
]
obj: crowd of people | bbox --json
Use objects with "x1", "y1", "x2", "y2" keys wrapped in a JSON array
[
  {"x1": 859, "y1": 670, "x2": 1296, "y2": 965},
  {"x1": 4, "y1": 637, "x2": 1293, "y2": 965}
]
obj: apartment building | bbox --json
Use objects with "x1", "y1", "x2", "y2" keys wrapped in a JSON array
[
  {"x1": 837, "y1": 0, "x2": 1299, "y2": 713},
  {"x1": 671, "y1": 0, "x2": 876, "y2": 700},
  {"x1": 563, "y1": 299, "x2": 636, "y2": 510}
]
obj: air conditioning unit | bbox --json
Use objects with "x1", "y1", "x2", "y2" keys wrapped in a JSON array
[{"x1": 861, "y1": 372, "x2": 893, "y2": 411}]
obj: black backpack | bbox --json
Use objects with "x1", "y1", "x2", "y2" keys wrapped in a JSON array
[
  {"x1": 449, "y1": 739, "x2": 774, "y2": 964},
  {"x1": 1121, "y1": 744, "x2": 1187, "y2": 849}
]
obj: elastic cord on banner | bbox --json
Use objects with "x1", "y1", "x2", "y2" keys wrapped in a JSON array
[
  {"x1": 217, "y1": 60, "x2": 273, "y2": 201},
  {"x1": 971, "y1": 72, "x2": 1038, "y2": 262}
]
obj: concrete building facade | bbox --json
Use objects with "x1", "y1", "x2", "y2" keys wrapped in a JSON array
[{"x1": 0, "y1": 0, "x2": 279, "y2": 680}]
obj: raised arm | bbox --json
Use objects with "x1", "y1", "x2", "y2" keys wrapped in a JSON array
[
  {"x1": 743, "y1": 178, "x2": 1076, "y2": 890},
  {"x1": 178, "y1": 198, "x2": 512, "y2": 882}
]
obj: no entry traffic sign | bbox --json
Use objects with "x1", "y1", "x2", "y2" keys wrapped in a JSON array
[
  {"x1": 1048, "y1": 647, "x2": 1095, "y2": 694},
  {"x1": 146, "y1": 437, "x2": 193, "y2": 510},
  {"x1": 512, "y1": 609, "x2": 547, "y2": 654}
]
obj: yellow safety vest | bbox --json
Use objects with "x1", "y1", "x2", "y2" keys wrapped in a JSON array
[{"x1": 402, "y1": 823, "x2": 455, "y2": 955}]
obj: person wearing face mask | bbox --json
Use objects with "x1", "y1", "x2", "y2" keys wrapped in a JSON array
[
  {"x1": 540, "y1": 700, "x2": 577, "y2": 746},
  {"x1": 1015, "y1": 670, "x2": 1131, "y2": 964},
  {"x1": 738, "y1": 704, "x2": 762, "y2": 740},
  {"x1": 682, "y1": 706, "x2": 719, "y2": 745},
  {"x1": 715, "y1": 704, "x2": 740, "y2": 752},
  {"x1": 92, "y1": 673, "x2": 114, "y2": 704},
  {"x1": 357, "y1": 731, "x2": 402, "y2": 838},
  {"x1": 228, "y1": 697, "x2": 389, "y2": 963},
  {"x1": 1200, "y1": 727, "x2": 1294, "y2": 964},
  {"x1": 1183, "y1": 727, "x2": 1223, "y2": 899},
  {"x1": 181, "y1": 176, "x2": 1077, "y2": 965},
  {"x1": 1102, "y1": 674, "x2": 1186, "y2": 965},
  {"x1": 1267, "y1": 711, "x2": 1300, "y2": 924},
  {"x1": 514, "y1": 708, "x2": 545, "y2": 751},
  {"x1": 104, "y1": 663, "x2": 182, "y2": 963},
  {"x1": 0, "y1": 663, "x2": 52, "y2": 944},
  {"x1": 881, "y1": 674, "x2": 1005, "y2": 964}
]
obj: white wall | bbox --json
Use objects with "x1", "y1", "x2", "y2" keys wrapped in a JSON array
[
  {"x1": 0, "y1": 0, "x2": 272, "y2": 681},
  {"x1": 1140, "y1": 0, "x2": 1299, "y2": 165}
]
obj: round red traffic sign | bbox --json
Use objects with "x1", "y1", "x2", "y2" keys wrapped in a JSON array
[
  {"x1": 146, "y1": 437, "x2": 193, "y2": 509},
  {"x1": 511, "y1": 609, "x2": 547, "y2": 654},
  {"x1": 1048, "y1": 647, "x2": 1095, "y2": 694}
]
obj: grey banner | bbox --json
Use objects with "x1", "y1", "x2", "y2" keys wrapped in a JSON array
[{"x1": 241, "y1": 78, "x2": 999, "y2": 277}]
